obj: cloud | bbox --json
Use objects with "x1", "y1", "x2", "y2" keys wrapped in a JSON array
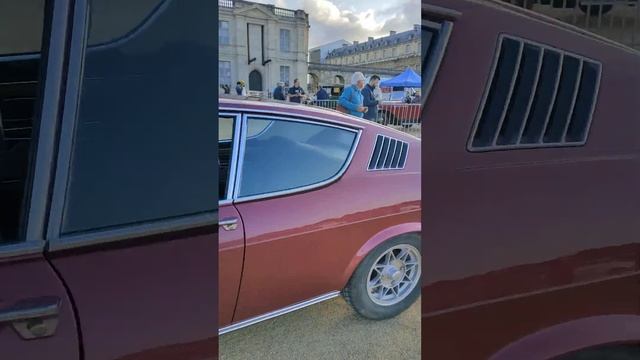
[{"x1": 248, "y1": 0, "x2": 418, "y2": 47}]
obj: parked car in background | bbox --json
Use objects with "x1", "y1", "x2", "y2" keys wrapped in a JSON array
[
  {"x1": 1, "y1": 1, "x2": 218, "y2": 359},
  {"x1": 422, "y1": 0, "x2": 640, "y2": 359},
  {"x1": 218, "y1": 96, "x2": 421, "y2": 334}
]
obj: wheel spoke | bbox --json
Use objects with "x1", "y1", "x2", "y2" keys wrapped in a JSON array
[{"x1": 398, "y1": 249, "x2": 409, "y2": 261}]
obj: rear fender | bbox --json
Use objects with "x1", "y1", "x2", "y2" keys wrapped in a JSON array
[
  {"x1": 339, "y1": 222, "x2": 421, "y2": 288},
  {"x1": 489, "y1": 315, "x2": 640, "y2": 360}
]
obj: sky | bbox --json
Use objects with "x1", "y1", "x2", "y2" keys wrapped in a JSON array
[{"x1": 249, "y1": 0, "x2": 419, "y2": 48}]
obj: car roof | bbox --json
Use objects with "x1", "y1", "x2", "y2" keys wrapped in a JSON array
[{"x1": 219, "y1": 96, "x2": 421, "y2": 141}]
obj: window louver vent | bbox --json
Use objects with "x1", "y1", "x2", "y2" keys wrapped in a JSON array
[
  {"x1": 368, "y1": 134, "x2": 409, "y2": 170},
  {"x1": 469, "y1": 35, "x2": 601, "y2": 151}
]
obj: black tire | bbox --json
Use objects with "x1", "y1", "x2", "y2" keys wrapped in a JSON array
[
  {"x1": 579, "y1": 3, "x2": 613, "y2": 16},
  {"x1": 558, "y1": 345, "x2": 640, "y2": 360},
  {"x1": 342, "y1": 234, "x2": 421, "y2": 320}
]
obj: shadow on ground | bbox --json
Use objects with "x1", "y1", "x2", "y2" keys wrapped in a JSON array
[{"x1": 219, "y1": 296, "x2": 421, "y2": 360}]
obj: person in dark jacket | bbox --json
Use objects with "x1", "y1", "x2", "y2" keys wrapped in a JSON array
[
  {"x1": 288, "y1": 78, "x2": 306, "y2": 103},
  {"x1": 316, "y1": 87, "x2": 329, "y2": 100},
  {"x1": 273, "y1": 82, "x2": 286, "y2": 101},
  {"x1": 361, "y1": 75, "x2": 380, "y2": 121}
]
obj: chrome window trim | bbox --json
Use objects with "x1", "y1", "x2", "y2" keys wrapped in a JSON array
[
  {"x1": 422, "y1": 19, "x2": 454, "y2": 102},
  {"x1": 218, "y1": 105, "x2": 365, "y2": 130},
  {"x1": 45, "y1": 0, "x2": 89, "y2": 243},
  {"x1": 231, "y1": 113, "x2": 362, "y2": 203},
  {"x1": 219, "y1": 112, "x2": 241, "y2": 202},
  {"x1": 0, "y1": 241, "x2": 45, "y2": 260},
  {"x1": 218, "y1": 291, "x2": 340, "y2": 335},
  {"x1": 366, "y1": 134, "x2": 410, "y2": 172}
]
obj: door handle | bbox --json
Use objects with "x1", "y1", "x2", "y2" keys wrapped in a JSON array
[
  {"x1": 0, "y1": 297, "x2": 60, "y2": 339},
  {"x1": 219, "y1": 217, "x2": 238, "y2": 231}
]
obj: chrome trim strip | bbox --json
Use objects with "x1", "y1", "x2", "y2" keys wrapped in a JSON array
[
  {"x1": 46, "y1": 0, "x2": 89, "y2": 241},
  {"x1": 219, "y1": 112, "x2": 241, "y2": 202},
  {"x1": 516, "y1": 48, "x2": 545, "y2": 144},
  {"x1": 561, "y1": 59, "x2": 584, "y2": 142},
  {"x1": 218, "y1": 218, "x2": 237, "y2": 226},
  {"x1": 218, "y1": 291, "x2": 341, "y2": 335},
  {"x1": 23, "y1": 0, "x2": 73, "y2": 245},
  {"x1": 231, "y1": 114, "x2": 361, "y2": 203},
  {"x1": 492, "y1": 41, "x2": 524, "y2": 146},
  {"x1": 218, "y1": 106, "x2": 365, "y2": 130},
  {"x1": 423, "y1": 20, "x2": 454, "y2": 101},
  {"x1": 232, "y1": 114, "x2": 249, "y2": 200},
  {"x1": 0, "y1": 241, "x2": 45, "y2": 260},
  {"x1": 539, "y1": 53, "x2": 564, "y2": 143}
]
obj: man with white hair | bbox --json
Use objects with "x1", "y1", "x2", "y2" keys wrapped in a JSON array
[{"x1": 338, "y1": 72, "x2": 368, "y2": 118}]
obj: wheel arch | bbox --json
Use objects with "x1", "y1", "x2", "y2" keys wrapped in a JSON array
[
  {"x1": 339, "y1": 222, "x2": 421, "y2": 289},
  {"x1": 489, "y1": 315, "x2": 640, "y2": 360}
]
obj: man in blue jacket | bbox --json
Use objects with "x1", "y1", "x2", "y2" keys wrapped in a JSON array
[
  {"x1": 338, "y1": 72, "x2": 368, "y2": 118},
  {"x1": 361, "y1": 75, "x2": 380, "y2": 121}
]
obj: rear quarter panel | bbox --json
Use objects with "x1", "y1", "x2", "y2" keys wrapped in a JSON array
[{"x1": 422, "y1": 0, "x2": 640, "y2": 359}]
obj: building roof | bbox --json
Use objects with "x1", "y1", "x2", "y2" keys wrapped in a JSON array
[{"x1": 325, "y1": 26, "x2": 420, "y2": 58}]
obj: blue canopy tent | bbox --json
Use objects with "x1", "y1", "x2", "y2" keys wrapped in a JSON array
[{"x1": 379, "y1": 67, "x2": 421, "y2": 88}]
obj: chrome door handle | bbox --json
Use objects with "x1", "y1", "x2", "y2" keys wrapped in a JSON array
[
  {"x1": 0, "y1": 297, "x2": 60, "y2": 339},
  {"x1": 219, "y1": 217, "x2": 238, "y2": 231}
]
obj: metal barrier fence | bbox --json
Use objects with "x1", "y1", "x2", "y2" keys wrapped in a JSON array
[
  {"x1": 503, "y1": 0, "x2": 640, "y2": 50},
  {"x1": 307, "y1": 100, "x2": 422, "y2": 137}
]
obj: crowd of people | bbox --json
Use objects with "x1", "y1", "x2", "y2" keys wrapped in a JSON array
[{"x1": 220, "y1": 72, "x2": 420, "y2": 122}]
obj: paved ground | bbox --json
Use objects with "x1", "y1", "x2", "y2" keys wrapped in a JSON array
[{"x1": 219, "y1": 296, "x2": 421, "y2": 360}]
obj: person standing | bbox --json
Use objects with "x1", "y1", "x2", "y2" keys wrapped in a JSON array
[
  {"x1": 288, "y1": 78, "x2": 306, "y2": 103},
  {"x1": 273, "y1": 82, "x2": 286, "y2": 101},
  {"x1": 361, "y1": 75, "x2": 380, "y2": 121},
  {"x1": 316, "y1": 86, "x2": 329, "y2": 101},
  {"x1": 338, "y1": 72, "x2": 367, "y2": 118}
]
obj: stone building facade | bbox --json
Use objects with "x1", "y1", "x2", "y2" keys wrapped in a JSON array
[
  {"x1": 324, "y1": 25, "x2": 421, "y2": 76},
  {"x1": 219, "y1": 0, "x2": 309, "y2": 93}
]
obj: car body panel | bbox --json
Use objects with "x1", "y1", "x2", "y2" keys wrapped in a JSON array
[
  {"x1": 48, "y1": 228, "x2": 217, "y2": 360},
  {"x1": 218, "y1": 203, "x2": 245, "y2": 327},
  {"x1": 422, "y1": 0, "x2": 640, "y2": 358},
  {"x1": 0, "y1": 255, "x2": 79, "y2": 360},
  {"x1": 219, "y1": 99, "x2": 421, "y2": 327}
]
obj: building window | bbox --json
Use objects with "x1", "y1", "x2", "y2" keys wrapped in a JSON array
[
  {"x1": 219, "y1": 61, "x2": 231, "y2": 86},
  {"x1": 383, "y1": 49, "x2": 388, "y2": 58},
  {"x1": 280, "y1": 29, "x2": 290, "y2": 52},
  {"x1": 392, "y1": 48, "x2": 397, "y2": 57},
  {"x1": 406, "y1": 44, "x2": 411, "y2": 54},
  {"x1": 280, "y1": 65, "x2": 290, "y2": 84},
  {"x1": 219, "y1": 21, "x2": 230, "y2": 45}
]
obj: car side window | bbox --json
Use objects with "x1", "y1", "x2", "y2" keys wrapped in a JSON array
[
  {"x1": 60, "y1": 0, "x2": 217, "y2": 234},
  {"x1": 0, "y1": 0, "x2": 46, "y2": 245},
  {"x1": 237, "y1": 117, "x2": 357, "y2": 198}
]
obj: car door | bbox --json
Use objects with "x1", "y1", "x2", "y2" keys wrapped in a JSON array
[
  {"x1": 37, "y1": 1, "x2": 219, "y2": 359},
  {"x1": 229, "y1": 113, "x2": 370, "y2": 322},
  {"x1": 218, "y1": 113, "x2": 245, "y2": 329},
  {"x1": 1, "y1": 1, "x2": 80, "y2": 359}
]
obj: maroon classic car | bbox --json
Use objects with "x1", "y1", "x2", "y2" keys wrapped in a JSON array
[
  {"x1": 218, "y1": 97, "x2": 421, "y2": 334},
  {"x1": 422, "y1": 1, "x2": 640, "y2": 359}
]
